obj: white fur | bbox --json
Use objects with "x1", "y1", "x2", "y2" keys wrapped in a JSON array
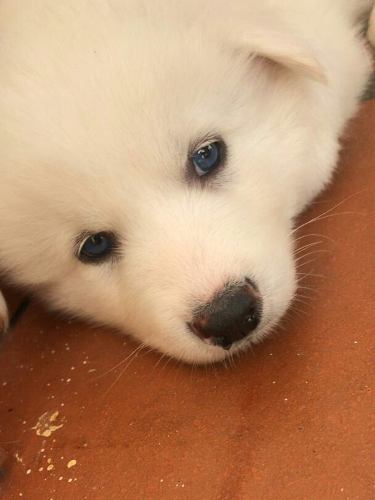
[
  {"x1": 0, "y1": 0, "x2": 373, "y2": 363},
  {"x1": 0, "y1": 290, "x2": 8, "y2": 334},
  {"x1": 369, "y1": 5, "x2": 375, "y2": 45}
]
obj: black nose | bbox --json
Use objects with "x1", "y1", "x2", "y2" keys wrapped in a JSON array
[{"x1": 189, "y1": 279, "x2": 262, "y2": 350}]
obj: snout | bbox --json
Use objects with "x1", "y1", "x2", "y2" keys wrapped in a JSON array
[{"x1": 188, "y1": 279, "x2": 262, "y2": 350}]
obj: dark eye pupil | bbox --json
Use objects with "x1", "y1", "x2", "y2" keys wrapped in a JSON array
[
  {"x1": 192, "y1": 141, "x2": 223, "y2": 177},
  {"x1": 78, "y1": 231, "x2": 116, "y2": 263}
]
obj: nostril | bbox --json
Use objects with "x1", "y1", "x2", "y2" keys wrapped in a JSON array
[{"x1": 189, "y1": 318, "x2": 209, "y2": 339}]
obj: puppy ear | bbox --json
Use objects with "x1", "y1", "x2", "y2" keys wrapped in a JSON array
[
  {"x1": 227, "y1": 12, "x2": 327, "y2": 84},
  {"x1": 247, "y1": 28, "x2": 327, "y2": 83}
]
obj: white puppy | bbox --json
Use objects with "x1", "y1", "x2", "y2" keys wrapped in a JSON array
[{"x1": 0, "y1": 0, "x2": 374, "y2": 363}]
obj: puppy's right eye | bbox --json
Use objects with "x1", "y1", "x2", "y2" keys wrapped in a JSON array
[
  {"x1": 77, "y1": 232, "x2": 118, "y2": 264},
  {"x1": 191, "y1": 140, "x2": 225, "y2": 177}
]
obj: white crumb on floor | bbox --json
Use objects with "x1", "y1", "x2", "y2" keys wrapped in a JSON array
[{"x1": 32, "y1": 410, "x2": 64, "y2": 437}]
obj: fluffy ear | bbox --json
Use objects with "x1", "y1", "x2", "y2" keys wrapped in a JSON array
[
  {"x1": 224, "y1": 10, "x2": 327, "y2": 84},
  {"x1": 248, "y1": 28, "x2": 327, "y2": 83}
]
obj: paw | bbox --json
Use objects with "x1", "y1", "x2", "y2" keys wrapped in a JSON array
[
  {"x1": 368, "y1": 6, "x2": 375, "y2": 47},
  {"x1": 0, "y1": 291, "x2": 9, "y2": 337}
]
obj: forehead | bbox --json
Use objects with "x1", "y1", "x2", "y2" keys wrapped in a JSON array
[
  {"x1": 0, "y1": 1, "x2": 249, "y2": 171},
  {"x1": 0, "y1": 1, "x2": 255, "y2": 231}
]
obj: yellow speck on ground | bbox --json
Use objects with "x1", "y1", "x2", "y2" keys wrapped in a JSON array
[
  {"x1": 50, "y1": 411, "x2": 59, "y2": 422},
  {"x1": 67, "y1": 459, "x2": 77, "y2": 469},
  {"x1": 47, "y1": 464, "x2": 54, "y2": 471},
  {"x1": 32, "y1": 410, "x2": 64, "y2": 438}
]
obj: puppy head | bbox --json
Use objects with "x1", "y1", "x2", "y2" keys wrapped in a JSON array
[{"x1": 0, "y1": 1, "x2": 325, "y2": 363}]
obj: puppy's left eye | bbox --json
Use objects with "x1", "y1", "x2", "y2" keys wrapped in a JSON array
[
  {"x1": 191, "y1": 140, "x2": 224, "y2": 177},
  {"x1": 77, "y1": 232, "x2": 118, "y2": 264}
]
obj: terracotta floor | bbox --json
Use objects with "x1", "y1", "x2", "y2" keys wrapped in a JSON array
[{"x1": 1, "y1": 102, "x2": 375, "y2": 500}]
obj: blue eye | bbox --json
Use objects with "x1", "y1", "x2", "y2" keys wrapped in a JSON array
[
  {"x1": 78, "y1": 232, "x2": 117, "y2": 263},
  {"x1": 191, "y1": 141, "x2": 223, "y2": 177}
]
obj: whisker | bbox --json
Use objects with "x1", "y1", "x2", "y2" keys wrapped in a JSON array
[
  {"x1": 294, "y1": 233, "x2": 336, "y2": 244},
  {"x1": 159, "y1": 353, "x2": 173, "y2": 373},
  {"x1": 228, "y1": 351, "x2": 236, "y2": 369},
  {"x1": 294, "y1": 241, "x2": 323, "y2": 255},
  {"x1": 190, "y1": 361, "x2": 197, "y2": 381},
  {"x1": 297, "y1": 285, "x2": 319, "y2": 294},
  {"x1": 297, "y1": 271, "x2": 326, "y2": 280},
  {"x1": 152, "y1": 352, "x2": 167, "y2": 372},
  {"x1": 94, "y1": 342, "x2": 145, "y2": 381},
  {"x1": 295, "y1": 249, "x2": 330, "y2": 263},
  {"x1": 102, "y1": 343, "x2": 147, "y2": 397},
  {"x1": 294, "y1": 292, "x2": 314, "y2": 301},
  {"x1": 296, "y1": 258, "x2": 322, "y2": 270},
  {"x1": 292, "y1": 298, "x2": 313, "y2": 307},
  {"x1": 293, "y1": 191, "x2": 365, "y2": 234},
  {"x1": 289, "y1": 303, "x2": 308, "y2": 314},
  {"x1": 294, "y1": 211, "x2": 363, "y2": 233}
]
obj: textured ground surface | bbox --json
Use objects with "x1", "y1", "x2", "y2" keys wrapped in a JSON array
[{"x1": 0, "y1": 103, "x2": 374, "y2": 499}]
